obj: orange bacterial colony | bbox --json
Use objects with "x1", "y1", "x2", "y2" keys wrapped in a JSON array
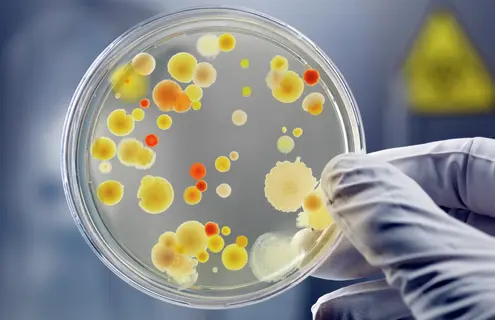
[{"x1": 92, "y1": 34, "x2": 333, "y2": 288}]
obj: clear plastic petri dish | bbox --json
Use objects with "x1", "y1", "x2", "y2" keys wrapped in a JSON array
[{"x1": 60, "y1": 6, "x2": 365, "y2": 309}]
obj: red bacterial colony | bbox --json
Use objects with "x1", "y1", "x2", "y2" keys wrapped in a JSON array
[
  {"x1": 145, "y1": 134, "x2": 159, "y2": 147},
  {"x1": 204, "y1": 222, "x2": 219, "y2": 237},
  {"x1": 140, "y1": 98, "x2": 150, "y2": 108},
  {"x1": 190, "y1": 162, "x2": 207, "y2": 180},
  {"x1": 196, "y1": 180, "x2": 208, "y2": 192},
  {"x1": 303, "y1": 69, "x2": 320, "y2": 86}
]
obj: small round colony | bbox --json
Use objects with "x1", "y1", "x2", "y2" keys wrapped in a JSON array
[
  {"x1": 107, "y1": 109, "x2": 135, "y2": 136},
  {"x1": 302, "y1": 92, "x2": 325, "y2": 116},
  {"x1": 229, "y1": 151, "x2": 239, "y2": 161},
  {"x1": 241, "y1": 86, "x2": 252, "y2": 97},
  {"x1": 197, "y1": 251, "x2": 209, "y2": 263},
  {"x1": 216, "y1": 183, "x2": 232, "y2": 198},
  {"x1": 98, "y1": 161, "x2": 112, "y2": 174},
  {"x1": 131, "y1": 52, "x2": 156, "y2": 76},
  {"x1": 91, "y1": 137, "x2": 116, "y2": 161},
  {"x1": 264, "y1": 158, "x2": 317, "y2": 212},
  {"x1": 293, "y1": 127, "x2": 303, "y2": 138},
  {"x1": 207, "y1": 234, "x2": 225, "y2": 253},
  {"x1": 184, "y1": 84, "x2": 203, "y2": 102},
  {"x1": 140, "y1": 98, "x2": 150, "y2": 108},
  {"x1": 173, "y1": 92, "x2": 191, "y2": 113},
  {"x1": 176, "y1": 221, "x2": 208, "y2": 256},
  {"x1": 232, "y1": 109, "x2": 247, "y2": 126},
  {"x1": 156, "y1": 114, "x2": 173, "y2": 130},
  {"x1": 192, "y1": 62, "x2": 217, "y2": 88},
  {"x1": 151, "y1": 243, "x2": 175, "y2": 271},
  {"x1": 215, "y1": 156, "x2": 231, "y2": 173},
  {"x1": 272, "y1": 71, "x2": 305, "y2": 104},
  {"x1": 134, "y1": 146, "x2": 156, "y2": 170},
  {"x1": 236, "y1": 235, "x2": 248, "y2": 248},
  {"x1": 270, "y1": 55, "x2": 289, "y2": 72},
  {"x1": 184, "y1": 186, "x2": 202, "y2": 205},
  {"x1": 281, "y1": 126, "x2": 287, "y2": 134},
  {"x1": 218, "y1": 33, "x2": 236, "y2": 52},
  {"x1": 196, "y1": 180, "x2": 208, "y2": 192},
  {"x1": 189, "y1": 162, "x2": 207, "y2": 180},
  {"x1": 277, "y1": 135, "x2": 295, "y2": 154},
  {"x1": 192, "y1": 101, "x2": 202, "y2": 111},
  {"x1": 204, "y1": 221, "x2": 219, "y2": 237},
  {"x1": 221, "y1": 226, "x2": 231, "y2": 236},
  {"x1": 145, "y1": 134, "x2": 159, "y2": 148},
  {"x1": 97, "y1": 180, "x2": 124, "y2": 205},
  {"x1": 240, "y1": 58, "x2": 250, "y2": 69},
  {"x1": 196, "y1": 33, "x2": 220, "y2": 58},
  {"x1": 222, "y1": 244, "x2": 248, "y2": 271},
  {"x1": 137, "y1": 175, "x2": 174, "y2": 214},
  {"x1": 303, "y1": 68, "x2": 320, "y2": 86},
  {"x1": 117, "y1": 138, "x2": 143, "y2": 166},
  {"x1": 167, "y1": 52, "x2": 197, "y2": 83},
  {"x1": 131, "y1": 108, "x2": 145, "y2": 121},
  {"x1": 152, "y1": 79, "x2": 182, "y2": 112},
  {"x1": 158, "y1": 231, "x2": 177, "y2": 248}
]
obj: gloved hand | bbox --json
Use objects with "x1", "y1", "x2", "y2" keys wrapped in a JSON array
[{"x1": 311, "y1": 137, "x2": 495, "y2": 320}]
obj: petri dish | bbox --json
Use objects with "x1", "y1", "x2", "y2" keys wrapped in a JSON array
[{"x1": 60, "y1": 6, "x2": 365, "y2": 309}]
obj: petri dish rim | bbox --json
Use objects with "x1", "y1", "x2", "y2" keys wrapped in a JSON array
[{"x1": 60, "y1": 6, "x2": 366, "y2": 309}]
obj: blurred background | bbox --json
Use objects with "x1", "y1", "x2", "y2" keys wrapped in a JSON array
[{"x1": 2, "y1": 0, "x2": 495, "y2": 319}]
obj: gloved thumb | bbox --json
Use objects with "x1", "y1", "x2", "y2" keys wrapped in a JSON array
[{"x1": 320, "y1": 153, "x2": 495, "y2": 320}]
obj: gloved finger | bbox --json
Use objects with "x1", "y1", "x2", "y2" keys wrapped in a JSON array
[
  {"x1": 311, "y1": 278, "x2": 411, "y2": 320},
  {"x1": 321, "y1": 154, "x2": 495, "y2": 320},
  {"x1": 369, "y1": 137, "x2": 495, "y2": 218}
]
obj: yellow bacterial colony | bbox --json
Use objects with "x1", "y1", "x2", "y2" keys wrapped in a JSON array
[
  {"x1": 272, "y1": 71, "x2": 305, "y2": 104},
  {"x1": 168, "y1": 52, "x2": 197, "y2": 83},
  {"x1": 297, "y1": 185, "x2": 333, "y2": 230},
  {"x1": 265, "y1": 70, "x2": 285, "y2": 90},
  {"x1": 117, "y1": 138, "x2": 155, "y2": 169},
  {"x1": 207, "y1": 235, "x2": 225, "y2": 253},
  {"x1": 242, "y1": 86, "x2": 252, "y2": 97},
  {"x1": 107, "y1": 109, "x2": 135, "y2": 136},
  {"x1": 193, "y1": 62, "x2": 217, "y2": 88},
  {"x1": 229, "y1": 151, "x2": 239, "y2": 161},
  {"x1": 240, "y1": 58, "x2": 250, "y2": 69},
  {"x1": 222, "y1": 244, "x2": 248, "y2": 271},
  {"x1": 184, "y1": 186, "x2": 202, "y2": 205},
  {"x1": 176, "y1": 221, "x2": 208, "y2": 256},
  {"x1": 293, "y1": 128, "x2": 303, "y2": 137},
  {"x1": 221, "y1": 226, "x2": 231, "y2": 236},
  {"x1": 131, "y1": 108, "x2": 145, "y2": 121},
  {"x1": 156, "y1": 114, "x2": 173, "y2": 130},
  {"x1": 192, "y1": 101, "x2": 202, "y2": 110},
  {"x1": 215, "y1": 156, "x2": 231, "y2": 173},
  {"x1": 232, "y1": 109, "x2": 247, "y2": 126},
  {"x1": 197, "y1": 33, "x2": 220, "y2": 58},
  {"x1": 264, "y1": 158, "x2": 317, "y2": 212},
  {"x1": 91, "y1": 137, "x2": 116, "y2": 161},
  {"x1": 185, "y1": 84, "x2": 203, "y2": 102},
  {"x1": 277, "y1": 135, "x2": 295, "y2": 154},
  {"x1": 270, "y1": 55, "x2": 289, "y2": 72},
  {"x1": 218, "y1": 33, "x2": 236, "y2": 52},
  {"x1": 197, "y1": 251, "x2": 209, "y2": 263},
  {"x1": 97, "y1": 180, "x2": 124, "y2": 205},
  {"x1": 281, "y1": 126, "x2": 287, "y2": 134},
  {"x1": 236, "y1": 235, "x2": 248, "y2": 248},
  {"x1": 110, "y1": 65, "x2": 149, "y2": 102},
  {"x1": 216, "y1": 183, "x2": 232, "y2": 198},
  {"x1": 98, "y1": 161, "x2": 112, "y2": 174},
  {"x1": 159, "y1": 231, "x2": 177, "y2": 248},
  {"x1": 131, "y1": 52, "x2": 156, "y2": 76},
  {"x1": 302, "y1": 92, "x2": 325, "y2": 116},
  {"x1": 137, "y1": 175, "x2": 174, "y2": 214}
]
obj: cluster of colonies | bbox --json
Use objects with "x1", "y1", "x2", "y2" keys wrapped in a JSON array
[
  {"x1": 151, "y1": 220, "x2": 249, "y2": 287},
  {"x1": 277, "y1": 126, "x2": 304, "y2": 154},
  {"x1": 91, "y1": 32, "x2": 335, "y2": 286}
]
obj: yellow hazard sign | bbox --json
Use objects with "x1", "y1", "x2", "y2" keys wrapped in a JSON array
[{"x1": 404, "y1": 9, "x2": 495, "y2": 113}]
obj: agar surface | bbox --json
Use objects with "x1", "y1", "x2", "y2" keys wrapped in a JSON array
[
  {"x1": 97, "y1": 180, "x2": 124, "y2": 205},
  {"x1": 91, "y1": 137, "x2": 117, "y2": 161},
  {"x1": 107, "y1": 109, "x2": 135, "y2": 136},
  {"x1": 137, "y1": 175, "x2": 174, "y2": 214},
  {"x1": 264, "y1": 158, "x2": 317, "y2": 212}
]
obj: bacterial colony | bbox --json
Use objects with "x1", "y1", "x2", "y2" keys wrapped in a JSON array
[{"x1": 91, "y1": 33, "x2": 333, "y2": 288}]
